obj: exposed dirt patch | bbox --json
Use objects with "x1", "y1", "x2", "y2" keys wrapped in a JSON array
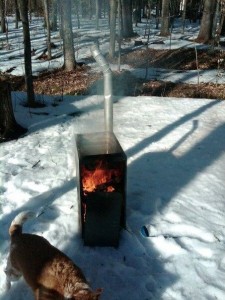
[
  {"x1": 31, "y1": 65, "x2": 98, "y2": 96},
  {"x1": 141, "y1": 81, "x2": 225, "y2": 99},
  {"x1": 111, "y1": 47, "x2": 225, "y2": 70},
  {"x1": 1, "y1": 47, "x2": 225, "y2": 100}
]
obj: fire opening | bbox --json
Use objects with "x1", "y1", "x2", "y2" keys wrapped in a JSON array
[{"x1": 81, "y1": 159, "x2": 123, "y2": 195}]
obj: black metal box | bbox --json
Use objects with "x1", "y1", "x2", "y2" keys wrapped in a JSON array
[{"x1": 75, "y1": 132, "x2": 126, "y2": 247}]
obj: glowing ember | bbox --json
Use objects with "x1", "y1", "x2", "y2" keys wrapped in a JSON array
[{"x1": 81, "y1": 160, "x2": 121, "y2": 195}]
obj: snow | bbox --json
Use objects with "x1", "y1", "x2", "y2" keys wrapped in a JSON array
[{"x1": 1, "y1": 14, "x2": 225, "y2": 300}]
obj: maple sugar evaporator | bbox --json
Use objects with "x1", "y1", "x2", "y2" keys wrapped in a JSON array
[{"x1": 75, "y1": 44, "x2": 127, "y2": 247}]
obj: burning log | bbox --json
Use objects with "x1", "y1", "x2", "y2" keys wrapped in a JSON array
[{"x1": 81, "y1": 159, "x2": 123, "y2": 195}]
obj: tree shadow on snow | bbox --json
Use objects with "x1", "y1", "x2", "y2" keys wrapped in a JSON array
[
  {"x1": 0, "y1": 179, "x2": 76, "y2": 253},
  {"x1": 125, "y1": 100, "x2": 224, "y2": 298}
]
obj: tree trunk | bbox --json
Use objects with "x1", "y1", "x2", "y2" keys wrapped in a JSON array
[
  {"x1": 61, "y1": 0, "x2": 76, "y2": 71},
  {"x1": 43, "y1": 0, "x2": 52, "y2": 59},
  {"x1": 74, "y1": 0, "x2": 80, "y2": 29},
  {"x1": 118, "y1": 0, "x2": 122, "y2": 70},
  {"x1": 49, "y1": 0, "x2": 58, "y2": 31},
  {"x1": 15, "y1": 0, "x2": 20, "y2": 29},
  {"x1": 18, "y1": 0, "x2": 36, "y2": 107},
  {"x1": 81, "y1": 0, "x2": 87, "y2": 18},
  {"x1": 133, "y1": 0, "x2": 141, "y2": 23},
  {"x1": 50, "y1": 0, "x2": 58, "y2": 31},
  {"x1": 196, "y1": 0, "x2": 217, "y2": 43},
  {"x1": 220, "y1": 1, "x2": 225, "y2": 36},
  {"x1": 95, "y1": 0, "x2": 103, "y2": 28},
  {"x1": 121, "y1": 0, "x2": 134, "y2": 38},
  {"x1": 212, "y1": 0, "x2": 220, "y2": 40},
  {"x1": 89, "y1": 0, "x2": 92, "y2": 19},
  {"x1": 160, "y1": 0, "x2": 170, "y2": 36},
  {"x1": 96, "y1": 0, "x2": 100, "y2": 29},
  {"x1": 0, "y1": 0, "x2": 6, "y2": 33},
  {"x1": 182, "y1": 0, "x2": 187, "y2": 33},
  {"x1": 155, "y1": 0, "x2": 161, "y2": 29},
  {"x1": 109, "y1": 0, "x2": 118, "y2": 58},
  {"x1": 0, "y1": 82, "x2": 27, "y2": 142}
]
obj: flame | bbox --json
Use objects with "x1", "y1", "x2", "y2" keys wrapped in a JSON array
[{"x1": 81, "y1": 160, "x2": 121, "y2": 195}]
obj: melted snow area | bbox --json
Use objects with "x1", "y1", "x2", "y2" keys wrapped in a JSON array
[{"x1": 0, "y1": 15, "x2": 225, "y2": 300}]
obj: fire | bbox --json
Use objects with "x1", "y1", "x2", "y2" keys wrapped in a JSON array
[{"x1": 81, "y1": 160, "x2": 121, "y2": 195}]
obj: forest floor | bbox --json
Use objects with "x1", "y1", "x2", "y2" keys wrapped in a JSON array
[{"x1": 5, "y1": 47, "x2": 225, "y2": 100}]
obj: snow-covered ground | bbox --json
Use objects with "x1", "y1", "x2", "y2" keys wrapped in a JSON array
[
  {"x1": 0, "y1": 93, "x2": 225, "y2": 300},
  {"x1": 1, "y1": 14, "x2": 225, "y2": 300}
]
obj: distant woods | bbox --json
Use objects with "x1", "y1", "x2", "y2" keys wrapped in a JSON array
[
  {"x1": 0, "y1": 0, "x2": 225, "y2": 107},
  {"x1": 1, "y1": 0, "x2": 225, "y2": 56},
  {"x1": 1, "y1": 1, "x2": 224, "y2": 56}
]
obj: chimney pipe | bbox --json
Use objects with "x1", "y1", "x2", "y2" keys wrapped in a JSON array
[{"x1": 91, "y1": 44, "x2": 113, "y2": 132}]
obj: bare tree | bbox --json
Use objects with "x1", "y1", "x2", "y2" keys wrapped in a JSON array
[
  {"x1": 181, "y1": 0, "x2": 188, "y2": 33},
  {"x1": 43, "y1": 0, "x2": 52, "y2": 59},
  {"x1": 121, "y1": 0, "x2": 133, "y2": 38},
  {"x1": 219, "y1": 0, "x2": 225, "y2": 36},
  {"x1": 160, "y1": 0, "x2": 170, "y2": 36},
  {"x1": 0, "y1": 82, "x2": 27, "y2": 142},
  {"x1": 0, "y1": 0, "x2": 6, "y2": 33},
  {"x1": 133, "y1": 0, "x2": 142, "y2": 24},
  {"x1": 50, "y1": 0, "x2": 58, "y2": 31},
  {"x1": 155, "y1": 0, "x2": 161, "y2": 29},
  {"x1": 61, "y1": 0, "x2": 76, "y2": 71},
  {"x1": 18, "y1": 0, "x2": 37, "y2": 107},
  {"x1": 109, "y1": 0, "x2": 117, "y2": 58},
  {"x1": 96, "y1": 0, "x2": 100, "y2": 29},
  {"x1": 15, "y1": 0, "x2": 20, "y2": 29},
  {"x1": 74, "y1": 0, "x2": 80, "y2": 29},
  {"x1": 196, "y1": 0, "x2": 217, "y2": 43}
]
